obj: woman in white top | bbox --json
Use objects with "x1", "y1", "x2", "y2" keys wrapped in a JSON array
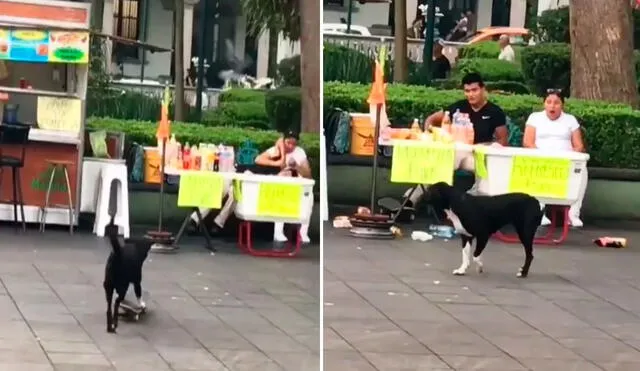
[{"x1": 522, "y1": 89, "x2": 587, "y2": 227}]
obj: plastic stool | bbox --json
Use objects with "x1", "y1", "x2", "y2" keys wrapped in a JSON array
[
  {"x1": 39, "y1": 160, "x2": 74, "y2": 234},
  {"x1": 93, "y1": 161, "x2": 130, "y2": 238}
]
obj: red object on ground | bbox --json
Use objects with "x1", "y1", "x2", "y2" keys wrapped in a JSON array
[
  {"x1": 494, "y1": 206, "x2": 570, "y2": 246},
  {"x1": 237, "y1": 221, "x2": 302, "y2": 258}
]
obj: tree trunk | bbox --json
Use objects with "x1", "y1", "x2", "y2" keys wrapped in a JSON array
[
  {"x1": 570, "y1": 0, "x2": 638, "y2": 107},
  {"x1": 267, "y1": 28, "x2": 279, "y2": 78},
  {"x1": 393, "y1": 0, "x2": 408, "y2": 82},
  {"x1": 299, "y1": 0, "x2": 320, "y2": 133},
  {"x1": 173, "y1": 0, "x2": 185, "y2": 121}
]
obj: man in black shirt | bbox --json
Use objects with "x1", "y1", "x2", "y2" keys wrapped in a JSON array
[{"x1": 403, "y1": 73, "x2": 508, "y2": 207}]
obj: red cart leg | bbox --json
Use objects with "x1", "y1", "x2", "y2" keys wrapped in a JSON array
[
  {"x1": 236, "y1": 221, "x2": 302, "y2": 258},
  {"x1": 494, "y1": 206, "x2": 570, "y2": 246}
]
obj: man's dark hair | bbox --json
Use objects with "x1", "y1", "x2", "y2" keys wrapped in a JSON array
[
  {"x1": 283, "y1": 130, "x2": 299, "y2": 140},
  {"x1": 461, "y1": 73, "x2": 485, "y2": 87}
]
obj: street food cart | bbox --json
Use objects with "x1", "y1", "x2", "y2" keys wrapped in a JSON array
[{"x1": 0, "y1": 0, "x2": 91, "y2": 226}]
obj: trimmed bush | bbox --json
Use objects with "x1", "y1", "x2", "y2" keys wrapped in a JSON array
[
  {"x1": 277, "y1": 55, "x2": 301, "y2": 86},
  {"x1": 218, "y1": 89, "x2": 266, "y2": 104},
  {"x1": 520, "y1": 43, "x2": 571, "y2": 96},
  {"x1": 458, "y1": 41, "x2": 524, "y2": 64},
  {"x1": 323, "y1": 81, "x2": 640, "y2": 169},
  {"x1": 265, "y1": 86, "x2": 302, "y2": 133},
  {"x1": 452, "y1": 58, "x2": 524, "y2": 83},
  {"x1": 87, "y1": 89, "x2": 161, "y2": 121},
  {"x1": 432, "y1": 79, "x2": 530, "y2": 95},
  {"x1": 323, "y1": 43, "x2": 375, "y2": 83},
  {"x1": 86, "y1": 117, "x2": 320, "y2": 180},
  {"x1": 202, "y1": 101, "x2": 270, "y2": 130}
]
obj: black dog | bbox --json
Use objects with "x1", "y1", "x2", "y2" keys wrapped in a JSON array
[
  {"x1": 103, "y1": 217, "x2": 153, "y2": 333},
  {"x1": 424, "y1": 182, "x2": 543, "y2": 278}
]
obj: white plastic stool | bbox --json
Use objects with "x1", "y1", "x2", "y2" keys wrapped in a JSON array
[{"x1": 93, "y1": 162, "x2": 130, "y2": 238}]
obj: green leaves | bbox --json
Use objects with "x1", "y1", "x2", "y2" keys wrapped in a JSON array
[{"x1": 241, "y1": 0, "x2": 300, "y2": 40}]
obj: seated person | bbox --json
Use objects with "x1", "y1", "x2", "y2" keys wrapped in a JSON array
[
  {"x1": 522, "y1": 89, "x2": 587, "y2": 227},
  {"x1": 191, "y1": 131, "x2": 313, "y2": 242},
  {"x1": 402, "y1": 73, "x2": 508, "y2": 208}
]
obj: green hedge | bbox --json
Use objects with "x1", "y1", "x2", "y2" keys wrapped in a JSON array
[
  {"x1": 277, "y1": 55, "x2": 301, "y2": 86},
  {"x1": 323, "y1": 81, "x2": 640, "y2": 169},
  {"x1": 265, "y1": 87, "x2": 302, "y2": 133},
  {"x1": 458, "y1": 41, "x2": 524, "y2": 62},
  {"x1": 520, "y1": 43, "x2": 571, "y2": 96},
  {"x1": 86, "y1": 117, "x2": 320, "y2": 180},
  {"x1": 432, "y1": 79, "x2": 530, "y2": 95},
  {"x1": 452, "y1": 58, "x2": 524, "y2": 83},
  {"x1": 202, "y1": 101, "x2": 270, "y2": 130},
  {"x1": 87, "y1": 89, "x2": 161, "y2": 121},
  {"x1": 521, "y1": 43, "x2": 640, "y2": 96},
  {"x1": 218, "y1": 89, "x2": 267, "y2": 104}
]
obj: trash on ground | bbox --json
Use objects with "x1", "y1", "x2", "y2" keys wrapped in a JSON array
[
  {"x1": 333, "y1": 216, "x2": 352, "y2": 228},
  {"x1": 411, "y1": 231, "x2": 433, "y2": 241},
  {"x1": 594, "y1": 237, "x2": 627, "y2": 248}
]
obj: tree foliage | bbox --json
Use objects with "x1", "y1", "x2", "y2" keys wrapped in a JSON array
[{"x1": 242, "y1": 0, "x2": 300, "y2": 40}]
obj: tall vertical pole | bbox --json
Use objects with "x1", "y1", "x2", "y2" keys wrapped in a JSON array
[
  {"x1": 346, "y1": 0, "x2": 354, "y2": 33},
  {"x1": 422, "y1": 0, "x2": 436, "y2": 84},
  {"x1": 195, "y1": 0, "x2": 208, "y2": 121}
]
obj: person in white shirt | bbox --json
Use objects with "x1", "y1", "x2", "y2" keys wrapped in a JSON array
[
  {"x1": 522, "y1": 89, "x2": 587, "y2": 227},
  {"x1": 255, "y1": 131, "x2": 313, "y2": 242},
  {"x1": 498, "y1": 34, "x2": 515, "y2": 63},
  {"x1": 189, "y1": 131, "x2": 313, "y2": 243}
]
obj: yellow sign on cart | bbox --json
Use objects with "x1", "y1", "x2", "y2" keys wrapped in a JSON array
[
  {"x1": 474, "y1": 147, "x2": 488, "y2": 179},
  {"x1": 257, "y1": 183, "x2": 303, "y2": 218},
  {"x1": 509, "y1": 156, "x2": 571, "y2": 198},
  {"x1": 178, "y1": 171, "x2": 224, "y2": 208},
  {"x1": 390, "y1": 142, "x2": 456, "y2": 185}
]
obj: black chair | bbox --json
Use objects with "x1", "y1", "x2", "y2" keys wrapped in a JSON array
[{"x1": 0, "y1": 124, "x2": 30, "y2": 231}]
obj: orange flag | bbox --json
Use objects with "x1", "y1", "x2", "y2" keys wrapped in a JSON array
[
  {"x1": 367, "y1": 60, "x2": 386, "y2": 105},
  {"x1": 156, "y1": 86, "x2": 171, "y2": 141}
]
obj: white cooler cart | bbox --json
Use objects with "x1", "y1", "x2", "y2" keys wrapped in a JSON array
[
  {"x1": 234, "y1": 173, "x2": 315, "y2": 257},
  {"x1": 475, "y1": 146, "x2": 590, "y2": 245}
]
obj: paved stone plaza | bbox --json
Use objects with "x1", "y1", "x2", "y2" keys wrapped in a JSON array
[
  {"x1": 324, "y1": 221, "x2": 640, "y2": 371},
  {"x1": 0, "y1": 228, "x2": 319, "y2": 370}
]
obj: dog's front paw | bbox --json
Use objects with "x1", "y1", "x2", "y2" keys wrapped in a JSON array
[
  {"x1": 107, "y1": 325, "x2": 116, "y2": 333},
  {"x1": 516, "y1": 268, "x2": 528, "y2": 278},
  {"x1": 452, "y1": 268, "x2": 467, "y2": 276},
  {"x1": 476, "y1": 264, "x2": 484, "y2": 274}
]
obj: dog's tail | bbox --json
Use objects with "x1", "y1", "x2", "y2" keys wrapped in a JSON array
[{"x1": 106, "y1": 215, "x2": 122, "y2": 254}]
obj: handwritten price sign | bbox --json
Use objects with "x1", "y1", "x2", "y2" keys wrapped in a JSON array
[
  {"x1": 257, "y1": 183, "x2": 303, "y2": 218},
  {"x1": 177, "y1": 171, "x2": 224, "y2": 208},
  {"x1": 508, "y1": 156, "x2": 571, "y2": 198},
  {"x1": 390, "y1": 142, "x2": 455, "y2": 185}
]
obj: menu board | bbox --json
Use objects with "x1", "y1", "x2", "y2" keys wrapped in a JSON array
[{"x1": 0, "y1": 29, "x2": 89, "y2": 64}]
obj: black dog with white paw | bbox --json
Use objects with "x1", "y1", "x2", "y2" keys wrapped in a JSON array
[
  {"x1": 103, "y1": 216, "x2": 153, "y2": 333},
  {"x1": 424, "y1": 182, "x2": 543, "y2": 278}
]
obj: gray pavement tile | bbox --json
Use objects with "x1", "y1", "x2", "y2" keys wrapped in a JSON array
[
  {"x1": 241, "y1": 332, "x2": 310, "y2": 353},
  {"x1": 108, "y1": 353, "x2": 172, "y2": 370},
  {"x1": 209, "y1": 349, "x2": 283, "y2": 371},
  {"x1": 40, "y1": 340, "x2": 102, "y2": 354},
  {"x1": 595, "y1": 361, "x2": 640, "y2": 371},
  {"x1": 556, "y1": 337, "x2": 640, "y2": 363},
  {"x1": 53, "y1": 366, "x2": 114, "y2": 371},
  {"x1": 0, "y1": 348, "x2": 50, "y2": 364},
  {"x1": 266, "y1": 351, "x2": 319, "y2": 371},
  {"x1": 0, "y1": 364, "x2": 53, "y2": 371},
  {"x1": 154, "y1": 346, "x2": 228, "y2": 370},
  {"x1": 416, "y1": 331, "x2": 505, "y2": 357},
  {"x1": 324, "y1": 351, "x2": 378, "y2": 371},
  {"x1": 362, "y1": 352, "x2": 452, "y2": 370},
  {"x1": 439, "y1": 355, "x2": 526, "y2": 370},
  {"x1": 47, "y1": 352, "x2": 111, "y2": 367},
  {"x1": 517, "y1": 358, "x2": 603, "y2": 371},
  {"x1": 324, "y1": 327, "x2": 355, "y2": 351},
  {"x1": 484, "y1": 335, "x2": 582, "y2": 360}
]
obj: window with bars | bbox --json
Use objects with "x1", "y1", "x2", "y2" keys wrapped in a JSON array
[{"x1": 112, "y1": 0, "x2": 141, "y2": 60}]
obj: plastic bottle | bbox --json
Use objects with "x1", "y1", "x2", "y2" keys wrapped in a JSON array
[
  {"x1": 464, "y1": 114, "x2": 474, "y2": 144},
  {"x1": 442, "y1": 111, "x2": 452, "y2": 134},
  {"x1": 428, "y1": 225, "x2": 456, "y2": 239},
  {"x1": 192, "y1": 144, "x2": 202, "y2": 170},
  {"x1": 176, "y1": 143, "x2": 183, "y2": 169},
  {"x1": 411, "y1": 118, "x2": 421, "y2": 132},
  {"x1": 182, "y1": 142, "x2": 191, "y2": 170}
]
